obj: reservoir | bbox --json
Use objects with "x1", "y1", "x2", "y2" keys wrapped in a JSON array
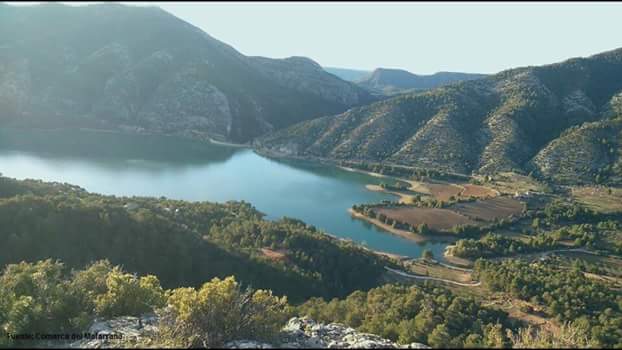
[{"x1": 0, "y1": 128, "x2": 449, "y2": 259}]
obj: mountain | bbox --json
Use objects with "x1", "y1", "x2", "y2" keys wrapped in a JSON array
[
  {"x1": 357, "y1": 68, "x2": 488, "y2": 95},
  {"x1": 0, "y1": 3, "x2": 374, "y2": 142},
  {"x1": 324, "y1": 66, "x2": 487, "y2": 94},
  {"x1": 256, "y1": 48, "x2": 622, "y2": 185},
  {"x1": 323, "y1": 67, "x2": 372, "y2": 82}
]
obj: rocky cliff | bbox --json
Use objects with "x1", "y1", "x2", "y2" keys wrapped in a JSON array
[{"x1": 66, "y1": 315, "x2": 429, "y2": 349}]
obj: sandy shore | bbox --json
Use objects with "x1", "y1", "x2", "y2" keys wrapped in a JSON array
[
  {"x1": 365, "y1": 184, "x2": 418, "y2": 204},
  {"x1": 338, "y1": 165, "x2": 391, "y2": 179},
  {"x1": 207, "y1": 137, "x2": 249, "y2": 148}
]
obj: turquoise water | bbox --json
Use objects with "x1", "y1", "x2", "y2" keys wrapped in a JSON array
[{"x1": 0, "y1": 128, "x2": 449, "y2": 258}]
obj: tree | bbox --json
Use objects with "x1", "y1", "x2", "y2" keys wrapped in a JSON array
[
  {"x1": 510, "y1": 322, "x2": 597, "y2": 348},
  {"x1": 418, "y1": 223, "x2": 430, "y2": 235},
  {"x1": 158, "y1": 276, "x2": 288, "y2": 348},
  {"x1": 94, "y1": 270, "x2": 166, "y2": 318},
  {"x1": 428, "y1": 324, "x2": 451, "y2": 348},
  {"x1": 483, "y1": 322, "x2": 510, "y2": 348},
  {"x1": 464, "y1": 333, "x2": 483, "y2": 348},
  {"x1": 422, "y1": 249, "x2": 434, "y2": 262},
  {"x1": 0, "y1": 260, "x2": 90, "y2": 346}
]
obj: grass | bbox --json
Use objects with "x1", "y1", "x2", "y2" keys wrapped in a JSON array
[
  {"x1": 405, "y1": 260, "x2": 474, "y2": 283},
  {"x1": 571, "y1": 186, "x2": 622, "y2": 213},
  {"x1": 483, "y1": 172, "x2": 551, "y2": 195}
]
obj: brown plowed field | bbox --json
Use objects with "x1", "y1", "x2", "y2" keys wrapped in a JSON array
[
  {"x1": 427, "y1": 183, "x2": 463, "y2": 201},
  {"x1": 374, "y1": 207, "x2": 476, "y2": 231},
  {"x1": 460, "y1": 184, "x2": 498, "y2": 198},
  {"x1": 453, "y1": 197, "x2": 523, "y2": 221}
]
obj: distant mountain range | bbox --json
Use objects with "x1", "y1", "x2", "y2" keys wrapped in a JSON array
[
  {"x1": 357, "y1": 68, "x2": 488, "y2": 95},
  {"x1": 324, "y1": 67, "x2": 487, "y2": 95},
  {"x1": 323, "y1": 67, "x2": 371, "y2": 82},
  {"x1": 0, "y1": 3, "x2": 374, "y2": 142},
  {"x1": 258, "y1": 49, "x2": 622, "y2": 185}
]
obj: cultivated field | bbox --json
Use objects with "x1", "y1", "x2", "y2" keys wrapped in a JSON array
[
  {"x1": 459, "y1": 184, "x2": 498, "y2": 198},
  {"x1": 482, "y1": 171, "x2": 550, "y2": 195},
  {"x1": 571, "y1": 186, "x2": 622, "y2": 213},
  {"x1": 374, "y1": 207, "x2": 476, "y2": 231},
  {"x1": 426, "y1": 183, "x2": 464, "y2": 201},
  {"x1": 453, "y1": 197, "x2": 524, "y2": 221}
]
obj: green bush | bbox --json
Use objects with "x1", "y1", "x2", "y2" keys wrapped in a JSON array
[{"x1": 157, "y1": 276, "x2": 289, "y2": 348}]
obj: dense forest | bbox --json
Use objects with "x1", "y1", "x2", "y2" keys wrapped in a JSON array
[
  {"x1": 474, "y1": 259, "x2": 622, "y2": 348},
  {"x1": 297, "y1": 283, "x2": 513, "y2": 348},
  {"x1": 0, "y1": 176, "x2": 390, "y2": 303}
]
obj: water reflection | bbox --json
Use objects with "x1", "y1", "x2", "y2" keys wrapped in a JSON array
[{"x1": 0, "y1": 128, "x2": 449, "y2": 259}]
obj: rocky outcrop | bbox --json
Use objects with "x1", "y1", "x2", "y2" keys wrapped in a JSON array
[
  {"x1": 66, "y1": 314, "x2": 159, "y2": 349},
  {"x1": 66, "y1": 316, "x2": 429, "y2": 349}
]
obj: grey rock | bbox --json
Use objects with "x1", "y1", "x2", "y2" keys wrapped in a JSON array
[{"x1": 68, "y1": 315, "x2": 429, "y2": 349}]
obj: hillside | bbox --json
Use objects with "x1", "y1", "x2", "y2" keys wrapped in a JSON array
[
  {"x1": 358, "y1": 68, "x2": 487, "y2": 95},
  {"x1": 0, "y1": 176, "x2": 391, "y2": 302},
  {"x1": 0, "y1": 3, "x2": 374, "y2": 142},
  {"x1": 257, "y1": 48, "x2": 622, "y2": 184},
  {"x1": 531, "y1": 115, "x2": 622, "y2": 185}
]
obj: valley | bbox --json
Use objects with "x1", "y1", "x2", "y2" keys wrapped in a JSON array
[{"x1": 1, "y1": 2, "x2": 622, "y2": 349}]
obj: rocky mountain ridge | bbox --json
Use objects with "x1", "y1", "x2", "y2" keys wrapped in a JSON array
[
  {"x1": 257, "y1": 48, "x2": 622, "y2": 185},
  {"x1": 0, "y1": 3, "x2": 374, "y2": 142}
]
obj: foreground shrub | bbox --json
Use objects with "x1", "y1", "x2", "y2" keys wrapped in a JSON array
[{"x1": 158, "y1": 276, "x2": 288, "y2": 348}]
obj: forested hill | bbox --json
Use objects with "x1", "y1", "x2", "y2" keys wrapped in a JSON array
[
  {"x1": 0, "y1": 176, "x2": 391, "y2": 302},
  {"x1": 357, "y1": 68, "x2": 487, "y2": 95},
  {"x1": 0, "y1": 3, "x2": 374, "y2": 143},
  {"x1": 256, "y1": 48, "x2": 622, "y2": 185}
]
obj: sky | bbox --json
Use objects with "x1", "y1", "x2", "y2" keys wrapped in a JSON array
[{"x1": 6, "y1": 2, "x2": 622, "y2": 74}]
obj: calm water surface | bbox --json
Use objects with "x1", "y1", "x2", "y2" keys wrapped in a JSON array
[{"x1": 0, "y1": 128, "x2": 449, "y2": 258}]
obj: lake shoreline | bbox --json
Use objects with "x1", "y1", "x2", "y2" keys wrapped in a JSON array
[
  {"x1": 365, "y1": 184, "x2": 420, "y2": 204},
  {"x1": 1, "y1": 126, "x2": 252, "y2": 149},
  {"x1": 348, "y1": 208, "x2": 458, "y2": 245},
  {"x1": 1, "y1": 128, "x2": 452, "y2": 260}
]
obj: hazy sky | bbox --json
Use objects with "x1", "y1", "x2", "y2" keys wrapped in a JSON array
[{"x1": 8, "y1": 2, "x2": 622, "y2": 74}]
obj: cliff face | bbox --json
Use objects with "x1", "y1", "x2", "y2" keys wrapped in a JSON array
[
  {"x1": 67, "y1": 315, "x2": 430, "y2": 349},
  {"x1": 0, "y1": 3, "x2": 374, "y2": 143}
]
